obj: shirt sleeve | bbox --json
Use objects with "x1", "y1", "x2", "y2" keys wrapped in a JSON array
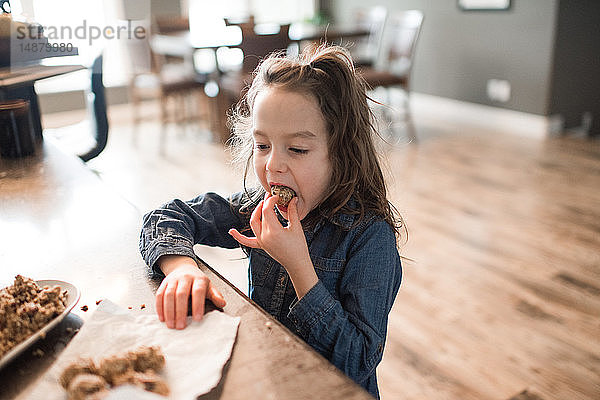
[
  {"x1": 287, "y1": 219, "x2": 402, "y2": 385},
  {"x1": 139, "y1": 191, "x2": 251, "y2": 278}
]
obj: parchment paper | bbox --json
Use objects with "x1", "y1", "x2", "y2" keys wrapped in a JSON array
[{"x1": 23, "y1": 300, "x2": 240, "y2": 400}]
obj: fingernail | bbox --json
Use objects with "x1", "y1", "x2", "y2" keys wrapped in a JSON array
[{"x1": 176, "y1": 320, "x2": 185, "y2": 329}]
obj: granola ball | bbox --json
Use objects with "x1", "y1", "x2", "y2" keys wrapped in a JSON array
[
  {"x1": 132, "y1": 370, "x2": 170, "y2": 396},
  {"x1": 66, "y1": 373, "x2": 108, "y2": 400},
  {"x1": 130, "y1": 345, "x2": 165, "y2": 372},
  {"x1": 110, "y1": 370, "x2": 137, "y2": 387},
  {"x1": 84, "y1": 390, "x2": 110, "y2": 400},
  {"x1": 59, "y1": 358, "x2": 98, "y2": 389},
  {"x1": 97, "y1": 356, "x2": 134, "y2": 385},
  {"x1": 60, "y1": 346, "x2": 170, "y2": 398},
  {"x1": 270, "y1": 185, "x2": 296, "y2": 207}
]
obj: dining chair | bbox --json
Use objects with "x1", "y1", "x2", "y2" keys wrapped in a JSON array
[
  {"x1": 351, "y1": 5, "x2": 388, "y2": 68},
  {"x1": 154, "y1": 15, "x2": 190, "y2": 34},
  {"x1": 79, "y1": 54, "x2": 108, "y2": 162},
  {"x1": 125, "y1": 21, "x2": 210, "y2": 151},
  {"x1": 215, "y1": 23, "x2": 292, "y2": 142},
  {"x1": 43, "y1": 54, "x2": 109, "y2": 162},
  {"x1": 359, "y1": 10, "x2": 424, "y2": 142}
]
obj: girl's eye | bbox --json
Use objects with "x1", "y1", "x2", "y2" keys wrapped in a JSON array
[
  {"x1": 254, "y1": 144, "x2": 270, "y2": 151},
  {"x1": 289, "y1": 148, "x2": 308, "y2": 154}
]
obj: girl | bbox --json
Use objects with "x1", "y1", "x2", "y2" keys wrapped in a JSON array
[{"x1": 139, "y1": 44, "x2": 404, "y2": 399}]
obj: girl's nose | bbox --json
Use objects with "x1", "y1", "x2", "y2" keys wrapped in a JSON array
[{"x1": 266, "y1": 149, "x2": 286, "y2": 173}]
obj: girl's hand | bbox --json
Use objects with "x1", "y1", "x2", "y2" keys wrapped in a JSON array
[
  {"x1": 155, "y1": 255, "x2": 226, "y2": 329},
  {"x1": 229, "y1": 195, "x2": 318, "y2": 298}
]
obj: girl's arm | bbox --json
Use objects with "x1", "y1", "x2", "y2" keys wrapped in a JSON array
[
  {"x1": 229, "y1": 194, "x2": 318, "y2": 299},
  {"x1": 140, "y1": 191, "x2": 249, "y2": 278},
  {"x1": 229, "y1": 193, "x2": 401, "y2": 386},
  {"x1": 288, "y1": 219, "x2": 402, "y2": 387},
  {"x1": 139, "y1": 191, "x2": 251, "y2": 329}
]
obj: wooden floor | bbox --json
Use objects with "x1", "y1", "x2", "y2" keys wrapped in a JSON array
[{"x1": 43, "y1": 99, "x2": 600, "y2": 400}]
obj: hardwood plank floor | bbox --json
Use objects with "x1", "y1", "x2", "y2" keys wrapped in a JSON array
[{"x1": 43, "y1": 99, "x2": 600, "y2": 400}]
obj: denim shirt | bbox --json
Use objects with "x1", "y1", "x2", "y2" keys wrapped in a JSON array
[{"x1": 139, "y1": 191, "x2": 402, "y2": 399}]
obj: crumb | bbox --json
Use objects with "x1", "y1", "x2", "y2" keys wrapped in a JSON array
[
  {"x1": 80, "y1": 305, "x2": 88, "y2": 312},
  {"x1": 140, "y1": 304, "x2": 146, "y2": 309},
  {"x1": 95, "y1": 300, "x2": 103, "y2": 305},
  {"x1": 32, "y1": 348, "x2": 44, "y2": 357},
  {"x1": 265, "y1": 321, "x2": 272, "y2": 329},
  {"x1": 65, "y1": 327, "x2": 73, "y2": 334}
]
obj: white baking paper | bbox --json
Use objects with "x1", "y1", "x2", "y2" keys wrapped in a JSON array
[{"x1": 23, "y1": 300, "x2": 240, "y2": 400}]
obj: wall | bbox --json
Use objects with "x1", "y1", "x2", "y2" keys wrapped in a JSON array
[
  {"x1": 329, "y1": 0, "x2": 558, "y2": 116},
  {"x1": 150, "y1": 0, "x2": 181, "y2": 17},
  {"x1": 548, "y1": 0, "x2": 600, "y2": 135}
]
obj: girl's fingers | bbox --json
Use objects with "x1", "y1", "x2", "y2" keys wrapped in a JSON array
[
  {"x1": 175, "y1": 277, "x2": 193, "y2": 329},
  {"x1": 163, "y1": 280, "x2": 178, "y2": 329},
  {"x1": 287, "y1": 197, "x2": 300, "y2": 229},
  {"x1": 191, "y1": 276, "x2": 208, "y2": 321},
  {"x1": 261, "y1": 195, "x2": 280, "y2": 226},
  {"x1": 155, "y1": 280, "x2": 167, "y2": 322},
  {"x1": 250, "y1": 200, "x2": 264, "y2": 237},
  {"x1": 228, "y1": 228, "x2": 260, "y2": 248},
  {"x1": 208, "y1": 283, "x2": 227, "y2": 308}
]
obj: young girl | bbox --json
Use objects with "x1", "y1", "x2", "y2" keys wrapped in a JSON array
[{"x1": 139, "y1": 44, "x2": 403, "y2": 399}]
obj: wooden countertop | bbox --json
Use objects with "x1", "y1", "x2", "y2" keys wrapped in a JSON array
[
  {"x1": 0, "y1": 139, "x2": 372, "y2": 399},
  {"x1": 0, "y1": 64, "x2": 84, "y2": 89}
]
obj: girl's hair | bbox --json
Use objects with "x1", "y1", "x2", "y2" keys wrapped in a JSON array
[{"x1": 229, "y1": 44, "x2": 406, "y2": 242}]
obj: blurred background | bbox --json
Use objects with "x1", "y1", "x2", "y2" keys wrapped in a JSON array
[{"x1": 1, "y1": 1, "x2": 598, "y2": 399}]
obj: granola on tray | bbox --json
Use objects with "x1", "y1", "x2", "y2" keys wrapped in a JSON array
[{"x1": 0, "y1": 275, "x2": 67, "y2": 357}]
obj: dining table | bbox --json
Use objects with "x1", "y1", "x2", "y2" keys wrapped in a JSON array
[
  {"x1": 0, "y1": 139, "x2": 373, "y2": 399},
  {"x1": 0, "y1": 63, "x2": 85, "y2": 142},
  {"x1": 150, "y1": 22, "x2": 369, "y2": 63}
]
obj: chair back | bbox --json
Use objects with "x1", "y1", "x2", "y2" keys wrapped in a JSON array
[
  {"x1": 353, "y1": 6, "x2": 388, "y2": 66},
  {"x1": 122, "y1": 21, "x2": 161, "y2": 76},
  {"x1": 79, "y1": 54, "x2": 109, "y2": 162},
  {"x1": 239, "y1": 24, "x2": 291, "y2": 73},
  {"x1": 154, "y1": 16, "x2": 190, "y2": 34},
  {"x1": 383, "y1": 10, "x2": 424, "y2": 76}
]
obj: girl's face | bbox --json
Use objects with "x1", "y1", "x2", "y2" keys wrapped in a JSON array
[{"x1": 252, "y1": 87, "x2": 332, "y2": 220}]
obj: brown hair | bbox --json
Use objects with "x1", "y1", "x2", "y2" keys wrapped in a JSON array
[{"x1": 229, "y1": 44, "x2": 405, "y2": 242}]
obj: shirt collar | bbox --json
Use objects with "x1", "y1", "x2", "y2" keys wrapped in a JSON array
[{"x1": 312, "y1": 197, "x2": 359, "y2": 232}]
